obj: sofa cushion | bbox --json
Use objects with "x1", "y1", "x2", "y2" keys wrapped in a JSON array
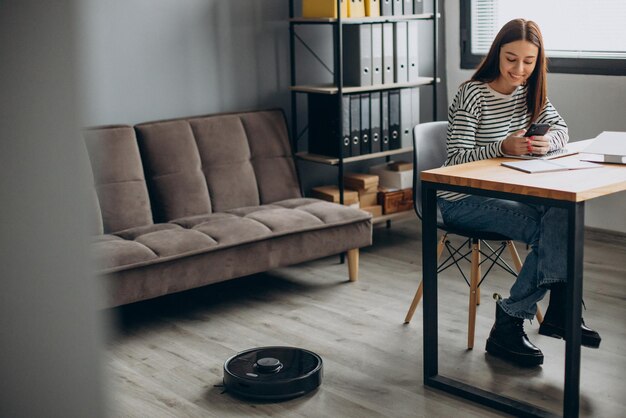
[
  {"x1": 239, "y1": 111, "x2": 301, "y2": 204},
  {"x1": 278, "y1": 199, "x2": 369, "y2": 224},
  {"x1": 114, "y1": 223, "x2": 181, "y2": 241},
  {"x1": 192, "y1": 216, "x2": 272, "y2": 246},
  {"x1": 93, "y1": 224, "x2": 218, "y2": 272},
  {"x1": 189, "y1": 115, "x2": 260, "y2": 211},
  {"x1": 92, "y1": 235, "x2": 157, "y2": 271},
  {"x1": 94, "y1": 198, "x2": 371, "y2": 274},
  {"x1": 134, "y1": 229, "x2": 217, "y2": 257},
  {"x1": 135, "y1": 110, "x2": 302, "y2": 222},
  {"x1": 245, "y1": 208, "x2": 323, "y2": 233},
  {"x1": 135, "y1": 120, "x2": 212, "y2": 221},
  {"x1": 84, "y1": 125, "x2": 153, "y2": 233}
]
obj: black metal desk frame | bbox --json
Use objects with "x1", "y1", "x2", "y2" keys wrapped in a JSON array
[{"x1": 422, "y1": 181, "x2": 585, "y2": 418}]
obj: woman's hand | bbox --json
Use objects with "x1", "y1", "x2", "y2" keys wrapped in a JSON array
[
  {"x1": 527, "y1": 135, "x2": 550, "y2": 155},
  {"x1": 501, "y1": 130, "x2": 551, "y2": 156},
  {"x1": 501, "y1": 129, "x2": 528, "y2": 155}
]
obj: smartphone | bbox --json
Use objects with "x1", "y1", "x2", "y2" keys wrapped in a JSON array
[{"x1": 524, "y1": 123, "x2": 550, "y2": 137}]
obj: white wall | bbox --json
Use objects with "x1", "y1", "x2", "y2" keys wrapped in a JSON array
[{"x1": 444, "y1": 1, "x2": 626, "y2": 233}]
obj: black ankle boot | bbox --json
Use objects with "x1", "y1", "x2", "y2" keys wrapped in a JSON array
[
  {"x1": 538, "y1": 283, "x2": 601, "y2": 348},
  {"x1": 486, "y1": 303, "x2": 544, "y2": 367}
]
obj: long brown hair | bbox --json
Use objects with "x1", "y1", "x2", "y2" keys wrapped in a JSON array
[{"x1": 471, "y1": 19, "x2": 547, "y2": 126}]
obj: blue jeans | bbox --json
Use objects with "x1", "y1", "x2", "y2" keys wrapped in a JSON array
[{"x1": 438, "y1": 196, "x2": 568, "y2": 320}]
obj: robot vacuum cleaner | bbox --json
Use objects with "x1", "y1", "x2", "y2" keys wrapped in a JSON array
[{"x1": 223, "y1": 346, "x2": 323, "y2": 400}]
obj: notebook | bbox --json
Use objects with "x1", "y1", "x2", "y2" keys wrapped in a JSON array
[
  {"x1": 502, "y1": 158, "x2": 602, "y2": 174},
  {"x1": 502, "y1": 147, "x2": 578, "y2": 160}
]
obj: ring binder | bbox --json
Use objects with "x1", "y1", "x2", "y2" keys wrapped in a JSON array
[
  {"x1": 394, "y1": 22, "x2": 409, "y2": 83},
  {"x1": 393, "y1": 0, "x2": 403, "y2": 15},
  {"x1": 360, "y1": 93, "x2": 371, "y2": 155},
  {"x1": 343, "y1": 24, "x2": 373, "y2": 87},
  {"x1": 389, "y1": 90, "x2": 401, "y2": 150},
  {"x1": 382, "y1": 23, "x2": 395, "y2": 85},
  {"x1": 365, "y1": 0, "x2": 381, "y2": 17},
  {"x1": 381, "y1": 0, "x2": 393, "y2": 16}
]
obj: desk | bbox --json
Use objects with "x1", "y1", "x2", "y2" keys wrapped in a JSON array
[{"x1": 420, "y1": 148, "x2": 626, "y2": 417}]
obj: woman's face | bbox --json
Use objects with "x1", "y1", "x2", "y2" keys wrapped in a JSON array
[{"x1": 495, "y1": 40, "x2": 539, "y2": 93}]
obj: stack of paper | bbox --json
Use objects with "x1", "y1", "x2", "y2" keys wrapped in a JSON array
[
  {"x1": 579, "y1": 131, "x2": 626, "y2": 164},
  {"x1": 502, "y1": 159, "x2": 601, "y2": 173}
]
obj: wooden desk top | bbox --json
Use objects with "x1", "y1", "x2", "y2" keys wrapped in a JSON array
[{"x1": 421, "y1": 141, "x2": 626, "y2": 202}]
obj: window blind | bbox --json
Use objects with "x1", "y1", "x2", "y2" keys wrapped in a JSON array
[{"x1": 470, "y1": 0, "x2": 626, "y2": 60}]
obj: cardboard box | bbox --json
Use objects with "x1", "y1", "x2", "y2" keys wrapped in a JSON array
[
  {"x1": 369, "y1": 162, "x2": 413, "y2": 189},
  {"x1": 388, "y1": 161, "x2": 413, "y2": 172},
  {"x1": 378, "y1": 188, "x2": 413, "y2": 214},
  {"x1": 359, "y1": 191, "x2": 378, "y2": 207},
  {"x1": 361, "y1": 205, "x2": 383, "y2": 217},
  {"x1": 357, "y1": 185, "x2": 378, "y2": 195},
  {"x1": 311, "y1": 186, "x2": 359, "y2": 205},
  {"x1": 344, "y1": 172, "x2": 379, "y2": 191}
]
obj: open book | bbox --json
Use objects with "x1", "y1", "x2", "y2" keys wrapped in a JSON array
[{"x1": 502, "y1": 158, "x2": 601, "y2": 173}]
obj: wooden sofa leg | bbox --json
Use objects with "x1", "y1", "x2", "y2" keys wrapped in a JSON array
[{"x1": 347, "y1": 248, "x2": 359, "y2": 282}]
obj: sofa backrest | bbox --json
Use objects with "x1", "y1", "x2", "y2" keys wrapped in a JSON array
[
  {"x1": 83, "y1": 125, "x2": 154, "y2": 233},
  {"x1": 135, "y1": 110, "x2": 301, "y2": 221}
]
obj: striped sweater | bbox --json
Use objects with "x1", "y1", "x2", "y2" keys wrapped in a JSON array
[{"x1": 439, "y1": 81, "x2": 569, "y2": 201}]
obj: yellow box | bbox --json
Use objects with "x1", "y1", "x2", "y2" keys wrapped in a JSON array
[
  {"x1": 348, "y1": 0, "x2": 366, "y2": 17},
  {"x1": 365, "y1": 0, "x2": 381, "y2": 17},
  {"x1": 302, "y1": 0, "x2": 348, "y2": 18}
]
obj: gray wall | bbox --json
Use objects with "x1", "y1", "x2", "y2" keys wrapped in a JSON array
[
  {"x1": 80, "y1": 0, "x2": 290, "y2": 126},
  {"x1": 79, "y1": 0, "x2": 446, "y2": 193},
  {"x1": 0, "y1": 1, "x2": 106, "y2": 417},
  {"x1": 79, "y1": 1, "x2": 625, "y2": 231},
  {"x1": 444, "y1": 2, "x2": 626, "y2": 233}
]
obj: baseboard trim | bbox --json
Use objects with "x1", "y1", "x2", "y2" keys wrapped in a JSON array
[{"x1": 585, "y1": 226, "x2": 626, "y2": 245}]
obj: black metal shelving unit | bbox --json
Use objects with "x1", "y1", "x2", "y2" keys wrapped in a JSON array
[{"x1": 288, "y1": 0, "x2": 440, "y2": 225}]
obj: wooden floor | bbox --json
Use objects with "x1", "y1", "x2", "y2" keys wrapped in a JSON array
[{"x1": 105, "y1": 219, "x2": 626, "y2": 418}]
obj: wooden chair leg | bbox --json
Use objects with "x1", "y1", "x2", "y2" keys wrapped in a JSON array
[
  {"x1": 507, "y1": 240, "x2": 523, "y2": 273},
  {"x1": 437, "y1": 234, "x2": 448, "y2": 262},
  {"x1": 507, "y1": 240, "x2": 543, "y2": 323},
  {"x1": 536, "y1": 306, "x2": 544, "y2": 323},
  {"x1": 347, "y1": 248, "x2": 359, "y2": 282},
  {"x1": 468, "y1": 240, "x2": 481, "y2": 349},
  {"x1": 404, "y1": 234, "x2": 447, "y2": 324},
  {"x1": 404, "y1": 281, "x2": 423, "y2": 324}
]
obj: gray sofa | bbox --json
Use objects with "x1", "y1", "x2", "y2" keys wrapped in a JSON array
[{"x1": 85, "y1": 110, "x2": 372, "y2": 308}]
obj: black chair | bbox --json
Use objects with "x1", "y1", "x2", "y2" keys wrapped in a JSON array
[{"x1": 404, "y1": 121, "x2": 542, "y2": 349}]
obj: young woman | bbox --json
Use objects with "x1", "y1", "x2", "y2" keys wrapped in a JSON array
[{"x1": 439, "y1": 19, "x2": 600, "y2": 367}]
